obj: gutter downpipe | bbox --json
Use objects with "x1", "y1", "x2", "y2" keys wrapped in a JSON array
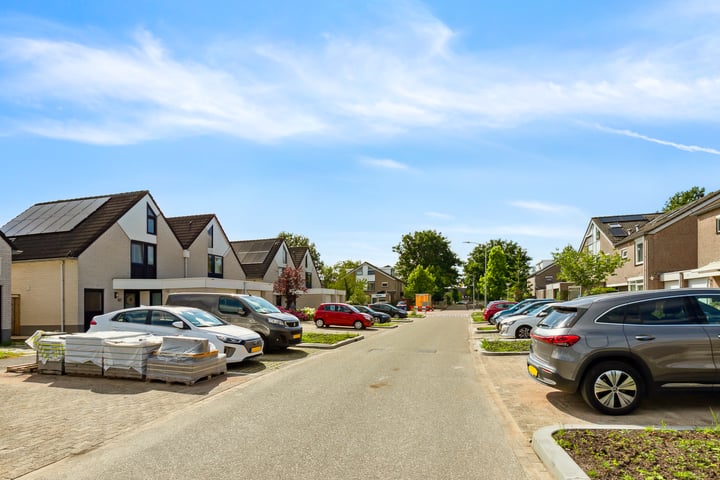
[{"x1": 60, "y1": 259, "x2": 65, "y2": 331}]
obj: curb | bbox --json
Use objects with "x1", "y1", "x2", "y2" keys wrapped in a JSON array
[
  {"x1": 533, "y1": 425, "x2": 644, "y2": 480},
  {"x1": 297, "y1": 335, "x2": 365, "y2": 349},
  {"x1": 478, "y1": 348, "x2": 529, "y2": 356}
]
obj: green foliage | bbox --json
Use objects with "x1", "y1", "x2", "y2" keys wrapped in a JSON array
[
  {"x1": 464, "y1": 239, "x2": 532, "y2": 301},
  {"x1": 662, "y1": 186, "x2": 705, "y2": 213},
  {"x1": 301, "y1": 307, "x2": 315, "y2": 322},
  {"x1": 347, "y1": 286, "x2": 369, "y2": 305},
  {"x1": 485, "y1": 245, "x2": 509, "y2": 301},
  {"x1": 481, "y1": 338, "x2": 531, "y2": 352},
  {"x1": 324, "y1": 260, "x2": 362, "y2": 288},
  {"x1": 588, "y1": 287, "x2": 618, "y2": 295},
  {"x1": 443, "y1": 291, "x2": 453, "y2": 304},
  {"x1": 552, "y1": 246, "x2": 627, "y2": 295},
  {"x1": 301, "y1": 332, "x2": 359, "y2": 344},
  {"x1": 393, "y1": 230, "x2": 461, "y2": 294},
  {"x1": 403, "y1": 265, "x2": 437, "y2": 298}
]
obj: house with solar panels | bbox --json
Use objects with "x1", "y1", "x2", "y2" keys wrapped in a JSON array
[
  {"x1": 576, "y1": 189, "x2": 720, "y2": 292},
  {"x1": 0, "y1": 231, "x2": 16, "y2": 342},
  {"x1": 231, "y1": 239, "x2": 334, "y2": 308}
]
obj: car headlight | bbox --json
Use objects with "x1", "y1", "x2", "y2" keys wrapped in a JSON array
[
  {"x1": 267, "y1": 317, "x2": 285, "y2": 326},
  {"x1": 504, "y1": 319, "x2": 517, "y2": 326},
  {"x1": 216, "y1": 335, "x2": 243, "y2": 344}
]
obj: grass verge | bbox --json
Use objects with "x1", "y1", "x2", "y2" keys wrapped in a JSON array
[
  {"x1": 481, "y1": 338, "x2": 530, "y2": 353},
  {"x1": 471, "y1": 312, "x2": 485, "y2": 323},
  {"x1": 0, "y1": 350, "x2": 26, "y2": 360},
  {"x1": 301, "y1": 332, "x2": 360, "y2": 345}
]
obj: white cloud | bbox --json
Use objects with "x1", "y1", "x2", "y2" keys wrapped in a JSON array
[
  {"x1": 359, "y1": 157, "x2": 410, "y2": 170},
  {"x1": 4, "y1": 6, "x2": 720, "y2": 144},
  {"x1": 511, "y1": 201, "x2": 582, "y2": 214},
  {"x1": 596, "y1": 125, "x2": 720, "y2": 155}
]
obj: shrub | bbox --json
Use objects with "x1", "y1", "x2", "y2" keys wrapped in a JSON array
[{"x1": 278, "y1": 306, "x2": 310, "y2": 322}]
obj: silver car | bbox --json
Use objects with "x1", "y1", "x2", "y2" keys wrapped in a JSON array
[{"x1": 527, "y1": 289, "x2": 720, "y2": 415}]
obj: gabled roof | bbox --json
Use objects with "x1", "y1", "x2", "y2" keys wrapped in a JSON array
[
  {"x1": 288, "y1": 246, "x2": 309, "y2": 268},
  {"x1": 231, "y1": 238, "x2": 285, "y2": 279},
  {"x1": 166, "y1": 214, "x2": 215, "y2": 249},
  {"x1": 2, "y1": 191, "x2": 149, "y2": 261},
  {"x1": 347, "y1": 261, "x2": 403, "y2": 283},
  {"x1": 621, "y1": 189, "x2": 720, "y2": 244},
  {"x1": 590, "y1": 214, "x2": 661, "y2": 247},
  {"x1": 0, "y1": 230, "x2": 16, "y2": 250}
]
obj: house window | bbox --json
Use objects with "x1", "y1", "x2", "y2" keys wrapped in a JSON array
[
  {"x1": 381, "y1": 282, "x2": 388, "y2": 288},
  {"x1": 208, "y1": 226, "x2": 214, "y2": 248},
  {"x1": 305, "y1": 256, "x2": 309, "y2": 268},
  {"x1": 621, "y1": 249, "x2": 628, "y2": 259},
  {"x1": 716, "y1": 217, "x2": 720, "y2": 234},
  {"x1": 367, "y1": 268, "x2": 375, "y2": 275},
  {"x1": 634, "y1": 240, "x2": 644, "y2": 266},
  {"x1": 305, "y1": 272, "x2": 312, "y2": 289},
  {"x1": 628, "y1": 279, "x2": 644, "y2": 291},
  {"x1": 282, "y1": 248, "x2": 287, "y2": 265},
  {"x1": 208, "y1": 254, "x2": 223, "y2": 278},
  {"x1": 147, "y1": 205, "x2": 157, "y2": 235},
  {"x1": 131, "y1": 241, "x2": 156, "y2": 279},
  {"x1": 367, "y1": 282, "x2": 375, "y2": 291}
]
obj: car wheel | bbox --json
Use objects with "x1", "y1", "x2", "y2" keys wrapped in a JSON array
[
  {"x1": 581, "y1": 361, "x2": 644, "y2": 415},
  {"x1": 315, "y1": 319, "x2": 325, "y2": 328},
  {"x1": 353, "y1": 320, "x2": 364, "y2": 330},
  {"x1": 516, "y1": 326, "x2": 531, "y2": 339}
]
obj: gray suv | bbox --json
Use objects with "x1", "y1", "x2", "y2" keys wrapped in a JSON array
[{"x1": 527, "y1": 289, "x2": 720, "y2": 415}]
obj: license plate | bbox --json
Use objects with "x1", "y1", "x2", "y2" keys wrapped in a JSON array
[
  {"x1": 251, "y1": 346, "x2": 262, "y2": 353},
  {"x1": 292, "y1": 334, "x2": 301, "y2": 339},
  {"x1": 528, "y1": 365, "x2": 538, "y2": 377}
]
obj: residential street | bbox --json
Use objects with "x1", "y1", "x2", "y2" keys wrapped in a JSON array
[{"x1": 10, "y1": 313, "x2": 538, "y2": 480}]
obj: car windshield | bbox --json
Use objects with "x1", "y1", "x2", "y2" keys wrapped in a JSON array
[
  {"x1": 178, "y1": 308, "x2": 226, "y2": 327},
  {"x1": 243, "y1": 296, "x2": 281, "y2": 314},
  {"x1": 537, "y1": 307, "x2": 578, "y2": 328}
]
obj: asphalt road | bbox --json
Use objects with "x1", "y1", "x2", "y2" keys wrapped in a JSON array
[{"x1": 20, "y1": 314, "x2": 531, "y2": 480}]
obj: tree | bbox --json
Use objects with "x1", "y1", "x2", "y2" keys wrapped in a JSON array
[
  {"x1": 393, "y1": 230, "x2": 461, "y2": 298},
  {"x1": 552, "y1": 246, "x2": 627, "y2": 295},
  {"x1": 662, "y1": 187, "x2": 705, "y2": 212},
  {"x1": 464, "y1": 239, "x2": 532, "y2": 301},
  {"x1": 277, "y1": 231, "x2": 325, "y2": 277},
  {"x1": 273, "y1": 266, "x2": 308, "y2": 309},
  {"x1": 485, "y1": 246, "x2": 509, "y2": 300},
  {"x1": 322, "y1": 259, "x2": 361, "y2": 287},
  {"x1": 403, "y1": 266, "x2": 437, "y2": 300},
  {"x1": 324, "y1": 260, "x2": 367, "y2": 303}
]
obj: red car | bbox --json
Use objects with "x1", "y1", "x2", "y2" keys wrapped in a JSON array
[
  {"x1": 314, "y1": 303, "x2": 374, "y2": 329},
  {"x1": 483, "y1": 300, "x2": 517, "y2": 321}
]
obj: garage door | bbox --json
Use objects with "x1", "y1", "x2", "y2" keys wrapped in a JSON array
[{"x1": 688, "y1": 278, "x2": 709, "y2": 288}]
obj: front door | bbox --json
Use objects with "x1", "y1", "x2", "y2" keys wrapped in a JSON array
[
  {"x1": 11, "y1": 294, "x2": 20, "y2": 336},
  {"x1": 84, "y1": 289, "x2": 104, "y2": 332},
  {"x1": 124, "y1": 290, "x2": 140, "y2": 309}
]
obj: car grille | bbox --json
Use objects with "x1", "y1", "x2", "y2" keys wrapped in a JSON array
[
  {"x1": 287, "y1": 320, "x2": 299, "y2": 327},
  {"x1": 246, "y1": 338, "x2": 263, "y2": 349}
]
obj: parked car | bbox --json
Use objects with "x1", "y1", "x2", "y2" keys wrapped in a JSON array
[
  {"x1": 368, "y1": 303, "x2": 408, "y2": 318},
  {"x1": 490, "y1": 298, "x2": 553, "y2": 324},
  {"x1": 527, "y1": 288, "x2": 720, "y2": 415},
  {"x1": 483, "y1": 300, "x2": 517, "y2": 321},
  {"x1": 166, "y1": 292, "x2": 302, "y2": 351},
  {"x1": 314, "y1": 303, "x2": 374, "y2": 329},
  {"x1": 88, "y1": 305, "x2": 263, "y2": 363},
  {"x1": 498, "y1": 303, "x2": 555, "y2": 338},
  {"x1": 354, "y1": 305, "x2": 391, "y2": 323},
  {"x1": 396, "y1": 300, "x2": 408, "y2": 311}
]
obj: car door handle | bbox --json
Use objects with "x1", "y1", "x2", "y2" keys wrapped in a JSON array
[{"x1": 634, "y1": 335, "x2": 656, "y2": 341}]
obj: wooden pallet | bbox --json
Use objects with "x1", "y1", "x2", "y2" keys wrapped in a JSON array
[{"x1": 6, "y1": 362, "x2": 38, "y2": 373}]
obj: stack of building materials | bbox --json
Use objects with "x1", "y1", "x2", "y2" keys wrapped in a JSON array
[
  {"x1": 103, "y1": 335, "x2": 163, "y2": 380},
  {"x1": 37, "y1": 334, "x2": 67, "y2": 375},
  {"x1": 146, "y1": 336, "x2": 227, "y2": 385},
  {"x1": 65, "y1": 331, "x2": 146, "y2": 377}
]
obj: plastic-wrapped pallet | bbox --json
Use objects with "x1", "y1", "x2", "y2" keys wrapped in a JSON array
[
  {"x1": 103, "y1": 335, "x2": 163, "y2": 380},
  {"x1": 37, "y1": 334, "x2": 67, "y2": 375},
  {"x1": 146, "y1": 336, "x2": 226, "y2": 385},
  {"x1": 65, "y1": 331, "x2": 146, "y2": 377}
]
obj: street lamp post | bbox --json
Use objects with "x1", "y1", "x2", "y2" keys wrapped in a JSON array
[{"x1": 463, "y1": 241, "x2": 488, "y2": 307}]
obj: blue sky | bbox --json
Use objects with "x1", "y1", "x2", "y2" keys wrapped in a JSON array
[{"x1": 2, "y1": 1, "x2": 720, "y2": 269}]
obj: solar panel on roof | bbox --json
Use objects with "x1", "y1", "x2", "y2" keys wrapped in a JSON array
[
  {"x1": 608, "y1": 227, "x2": 628, "y2": 237},
  {"x1": 2, "y1": 197, "x2": 110, "y2": 236},
  {"x1": 599, "y1": 214, "x2": 647, "y2": 223},
  {"x1": 242, "y1": 252, "x2": 267, "y2": 263}
]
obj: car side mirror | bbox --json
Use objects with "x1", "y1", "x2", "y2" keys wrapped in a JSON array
[{"x1": 172, "y1": 321, "x2": 185, "y2": 329}]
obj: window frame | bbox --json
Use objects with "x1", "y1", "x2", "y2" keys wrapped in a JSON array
[
  {"x1": 130, "y1": 241, "x2": 157, "y2": 279},
  {"x1": 208, "y1": 254, "x2": 224, "y2": 278},
  {"x1": 146, "y1": 204, "x2": 157, "y2": 235}
]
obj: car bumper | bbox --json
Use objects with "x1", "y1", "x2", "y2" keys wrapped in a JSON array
[
  {"x1": 222, "y1": 338, "x2": 264, "y2": 363},
  {"x1": 526, "y1": 353, "x2": 578, "y2": 393},
  {"x1": 267, "y1": 327, "x2": 303, "y2": 348}
]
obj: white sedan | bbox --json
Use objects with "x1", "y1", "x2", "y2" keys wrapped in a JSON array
[
  {"x1": 89, "y1": 305, "x2": 263, "y2": 363},
  {"x1": 498, "y1": 303, "x2": 555, "y2": 339}
]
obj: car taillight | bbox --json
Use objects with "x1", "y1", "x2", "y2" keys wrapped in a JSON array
[
  {"x1": 90, "y1": 319, "x2": 97, "y2": 326},
  {"x1": 531, "y1": 333, "x2": 580, "y2": 347}
]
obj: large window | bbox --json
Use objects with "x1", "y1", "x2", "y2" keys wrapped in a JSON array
[
  {"x1": 208, "y1": 254, "x2": 223, "y2": 278},
  {"x1": 634, "y1": 240, "x2": 644, "y2": 265},
  {"x1": 305, "y1": 272, "x2": 312, "y2": 289},
  {"x1": 131, "y1": 241, "x2": 156, "y2": 279},
  {"x1": 208, "y1": 226, "x2": 214, "y2": 248},
  {"x1": 147, "y1": 204, "x2": 157, "y2": 235}
]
